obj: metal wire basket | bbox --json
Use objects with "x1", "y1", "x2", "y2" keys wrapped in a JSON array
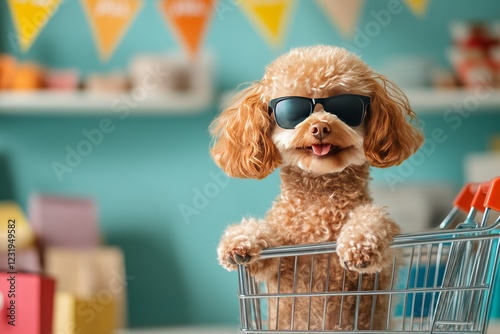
[{"x1": 236, "y1": 178, "x2": 500, "y2": 333}]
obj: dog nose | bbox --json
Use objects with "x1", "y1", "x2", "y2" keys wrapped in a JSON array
[{"x1": 309, "y1": 122, "x2": 331, "y2": 139}]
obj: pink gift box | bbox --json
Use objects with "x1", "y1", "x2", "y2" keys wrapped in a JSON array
[
  {"x1": 29, "y1": 193, "x2": 102, "y2": 249},
  {"x1": 0, "y1": 247, "x2": 40, "y2": 273}
]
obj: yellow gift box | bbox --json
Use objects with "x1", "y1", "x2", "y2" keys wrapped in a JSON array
[
  {"x1": 53, "y1": 292, "x2": 115, "y2": 334},
  {"x1": 0, "y1": 201, "x2": 36, "y2": 252}
]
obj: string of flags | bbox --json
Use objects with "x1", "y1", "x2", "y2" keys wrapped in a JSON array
[{"x1": 6, "y1": 0, "x2": 431, "y2": 61}]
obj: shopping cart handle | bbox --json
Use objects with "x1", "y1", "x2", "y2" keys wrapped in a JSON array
[
  {"x1": 453, "y1": 183, "x2": 478, "y2": 213},
  {"x1": 471, "y1": 181, "x2": 491, "y2": 212},
  {"x1": 484, "y1": 177, "x2": 500, "y2": 212}
]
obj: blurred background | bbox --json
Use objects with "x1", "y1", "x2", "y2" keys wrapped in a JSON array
[{"x1": 0, "y1": 0, "x2": 499, "y2": 332}]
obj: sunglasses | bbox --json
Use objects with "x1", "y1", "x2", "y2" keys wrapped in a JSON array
[{"x1": 268, "y1": 94, "x2": 370, "y2": 129}]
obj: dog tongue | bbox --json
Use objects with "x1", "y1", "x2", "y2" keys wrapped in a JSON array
[{"x1": 311, "y1": 144, "x2": 331, "y2": 156}]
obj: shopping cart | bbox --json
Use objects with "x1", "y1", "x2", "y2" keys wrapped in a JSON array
[{"x1": 236, "y1": 177, "x2": 500, "y2": 333}]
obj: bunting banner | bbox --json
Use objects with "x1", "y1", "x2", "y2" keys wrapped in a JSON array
[
  {"x1": 81, "y1": 0, "x2": 143, "y2": 61},
  {"x1": 240, "y1": 0, "x2": 295, "y2": 48},
  {"x1": 158, "y1": 0, "x2": 215, "y2": 59},
  {"x1": 7, "y1": 0, "x2": 62, "y2": 53},
  {"x1": 316, "y1": 0, "x2": 364, "y2": 38},
  {"x1": 404, "y1": 0, "x2": 430, "y2": 18}
]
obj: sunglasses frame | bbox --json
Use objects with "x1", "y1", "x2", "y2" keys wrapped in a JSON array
[{"x1": 268, "y1": 94, "x2": 370, "y2": 129}]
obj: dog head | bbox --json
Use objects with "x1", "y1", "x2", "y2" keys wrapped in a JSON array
[{"x1": 210, "y1": 45, "x2": 423, "y2": 179}]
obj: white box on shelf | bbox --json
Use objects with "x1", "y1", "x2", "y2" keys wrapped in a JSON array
[{"x1": 465, "y1": 152, "x2": 500, "y2": 182}]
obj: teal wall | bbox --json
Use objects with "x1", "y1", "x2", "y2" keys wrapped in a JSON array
[{"x1": 1, "y1": 0, "x2": 500, "y2": 327}]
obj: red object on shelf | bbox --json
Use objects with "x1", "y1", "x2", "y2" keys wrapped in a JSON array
[
  {"x1": 449, "y1": 21, "x2": 500, "y2": 87},
  {"x1": 0, "y1": 272, "x2": 55, "y2": 334},
  {"x1": 458, "y1": 24, "x2": 498, "y2": 52}
]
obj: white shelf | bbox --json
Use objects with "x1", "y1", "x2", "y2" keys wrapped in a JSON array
[
  {"x1": 405, "y1": 88, "x2": 500, "y2": 113},
  {"x1": 221, "y1": 89, "x2": 500, "y2": 114},
  {"x1": 1, "y1": 89, "x2": 500, "y2": 115},
  {"x1": 0, "y1": 91, "x2": 213, "y2": 115}
]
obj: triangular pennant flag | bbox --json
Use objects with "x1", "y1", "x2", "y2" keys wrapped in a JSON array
[
  {"x1": 7, "y1": 0, "x2": 62, "y2": 52},
  {"x1": 316, "y1": 0, "x2": 364, "y2": 38},
  {"x1": 404, "y1": 0, "x2": 430, "y2": 18},
  {"x1": 159, "y1": 0, "x2": 215, "y2": 59},
  {"x1": 81, "y1": 0, "x2": 143, "y2": 61},
  {"x1": 240, "y1": 0, "x2": 295, "y2": 48}
]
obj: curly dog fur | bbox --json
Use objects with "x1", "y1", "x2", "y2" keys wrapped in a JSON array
[{"x1": 210, "y1": 45, "x2": 423, "y2": 331}]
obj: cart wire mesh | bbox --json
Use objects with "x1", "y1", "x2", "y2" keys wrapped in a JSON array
[{"x1": 236, "y1": 178, "x2": 500, "y2": 334}]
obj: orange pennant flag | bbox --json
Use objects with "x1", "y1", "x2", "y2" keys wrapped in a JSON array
[
  {"x1": 404, "y1": 0, "x2": 430, "y2": 18},
  {"x1": 7, "y1": 0, "x2": 62, "y2": 52},
  {"x1": 81, "y1": 0, "x2": 143, "y2": 61},
  {"x1": 159, "y1": 0, "x2": 215, "y2": 59},
  {"x1": 316, "y1": 0, "x2": 365, "y2": 38},
  {"x1": 240, "y1": 0, "x2": 295, "y2": 48}
]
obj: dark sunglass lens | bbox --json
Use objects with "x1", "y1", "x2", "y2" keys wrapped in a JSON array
[
  {"x1": 275, "y1": 98, "x2": 312, "y2": 129},
  {"x1": 322, "y1": 95, "x2": 366, "y2": 126}
]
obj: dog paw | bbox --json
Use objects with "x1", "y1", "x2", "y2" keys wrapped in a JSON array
[
  {"x1": 333, "y1": 325, "x2": 353, "y2": 331},
  {"x1": 228, "y1": 253, "x2": 252, "y2": 265},
  {"x1": 336, "y1": 204, "x2": 398, "y2": 274},
  {"x1": 337, "y1": 228, "x2": 386, "y2": 273},
  {"x1": 338, "y1": 244, "x2": 379, "y2": 272},
  {"x1": 217, "y1": 219, "x2": 271, "y2": 271},
  {"x1": 218, "y1": 239, "x2": 263, "y2": 271}
]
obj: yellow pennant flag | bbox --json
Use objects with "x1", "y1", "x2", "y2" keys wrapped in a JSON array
[
  {"x1": 316, "y1": 0, "x2": 364, "y2": 38},
  {"x1": 7, "y1": 0, "x2": 62, "y2": 53},
  {"x1": 404, "y1": 0, "x2": 430, "y2": 17},
  {"x1": 81, "y1": 0, "x2": 143, "y2": 61},
  {"x1": 240, "y1": 0, "x2": 295, "y2": 48}
]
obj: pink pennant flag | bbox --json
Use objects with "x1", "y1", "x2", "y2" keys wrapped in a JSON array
[{"x1": 316, "y1": 0, "x2": 365, "y2": 38}]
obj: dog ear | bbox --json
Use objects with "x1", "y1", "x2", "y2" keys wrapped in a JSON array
[
  {"x1": 209, "y1": 83, "x2": 281, "y2": 179},
  {"x1": 363, "y1": 74, "x2": 424, "y2": 168}
]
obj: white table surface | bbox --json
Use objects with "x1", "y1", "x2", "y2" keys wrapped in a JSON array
[
  {"x1": 117, "y1": 327, "x2": 238, "y2": 334},
  {"x1": 117, "y1": 324, "x2": 500, "y2": 334},
  {"x1": 490, "y1": 323, "x2": 500, "y2": 334}
]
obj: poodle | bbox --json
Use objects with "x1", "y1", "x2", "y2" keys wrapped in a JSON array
[{"x1": 210, "y1": 45, "x2": 423, "y2": 331}]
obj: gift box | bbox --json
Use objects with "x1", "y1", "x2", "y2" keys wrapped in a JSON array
[
  {"x1": 53, "y1": 292, "x2": 115, "y2": 334},
  {"x1": 45, "y1": 247, "x2": 127, "y2": 328},
  {"x1": 29, "y1": 193, "x2": 101, "y2": 249},
  {"x1": 0, "y1": 273, "x2": 55, "y2": 334},
  {"x1": 0, "y1": 247, "x2": 41, "y2": 273},
  {"x1": 0, "y1": 201, "x2": 36, "y2": 252}
]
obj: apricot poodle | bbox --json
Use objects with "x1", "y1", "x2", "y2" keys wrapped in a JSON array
[{"x1": 210, "y1": 45, "x2": 423, "y2": 331}]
